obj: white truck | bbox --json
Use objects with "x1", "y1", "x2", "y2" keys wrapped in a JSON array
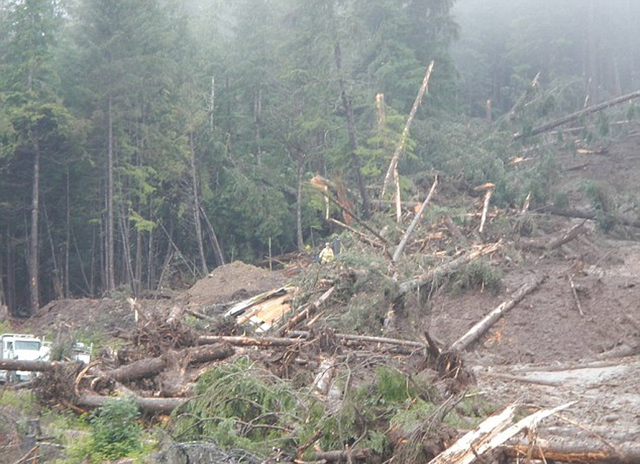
[{"x1": 0, "y1": 333, "x2": 45, "y2": 382}]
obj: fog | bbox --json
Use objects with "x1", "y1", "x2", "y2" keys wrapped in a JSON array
[{"x1": 452, "y1": 0, "x2": 640, "y2": 115}]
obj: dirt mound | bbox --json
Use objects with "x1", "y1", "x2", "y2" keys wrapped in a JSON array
[
  {"x1": 184, "y1": 261, "x2": 289, "y2": 309},
  {"x1": 13, "y1": 298, "x2": 135, "y2": 338}
]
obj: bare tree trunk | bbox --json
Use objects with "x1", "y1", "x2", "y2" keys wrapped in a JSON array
[
  {"x1": 254, "y1": 85, "x2": 262, "y2": 165},
  {"x1": 64, "y1": 167, "x2": 70, "y2": 298},
  {"x1": 106, "y1": 90, "x2": 116, "y2": 293},
  {"x1": 334, "y1": 42, "x2": 371, "y2": 218},
  {"x1": 28, "y1": 133, "x2": 41, "y2": 314},
  {"x1": 189, "y1": 132, "x2": 207, "y2": 277},
  {"x1": 200, "y1": 206, "x2": 225, "y2": 267},
  {"x1": 296, "y1": 157, "x2": 305, "y2": 251}
]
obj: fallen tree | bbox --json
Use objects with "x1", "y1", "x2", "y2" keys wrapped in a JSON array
[
  {"x1": 396, "y1": 241, "x2": 501, "y2": 300},
  {"x1": 449, "y1": 274, "x2": 548, "y2": 352},
  {"x1": 519, "y1": 220, "x2": 590, "y2": 251},
  {"x1": 514, "y1": 89, "x2": 640, "y2": 140}
]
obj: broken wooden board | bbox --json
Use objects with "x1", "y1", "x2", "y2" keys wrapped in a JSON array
[{"x1": 224, "y1": 286, "x2": 297, "y2": 333}]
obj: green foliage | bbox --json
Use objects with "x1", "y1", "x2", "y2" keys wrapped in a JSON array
[
  {"x1": 449, "y1": 258, "x2": 502, "y2": 295},
  {"x1": 87, "y1": 397, "x2": 143, "y2": 462},
  {"x1": 171, "y1": 357, "x2": 299, "y2": 451},
  {"x1": 580, "y1": 180, "x2": 614, "y2": 213}
]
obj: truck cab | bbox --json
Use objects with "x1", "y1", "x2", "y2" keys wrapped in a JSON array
[{"x1": 0, "y1": 333, "x2": 44, "y2": 382}]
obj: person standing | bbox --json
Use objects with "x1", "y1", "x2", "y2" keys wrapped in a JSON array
[{"x1": 319, "y1": 242, "x2": 335, "y2": 264}]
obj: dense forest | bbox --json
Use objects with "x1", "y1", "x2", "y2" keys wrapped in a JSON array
[{"x1": 0, "y1": 0, "x2": 638, "y2": 316}]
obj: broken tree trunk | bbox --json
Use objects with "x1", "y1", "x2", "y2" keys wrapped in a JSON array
[
  {"x1": 77, "y1": 394, "x2": 186, "y2": 415},
  {"x1": 396, "y1": 241, "x2": 501, "y2": 300},
  {"x1": 502, "y1": 440, "x2": 640, "y2": 464},
  {"x1": 514, "y1": 89, "x2": 640, "y2": 140},
  {"x1": 392, "y1": 176, "x2": 438, "y2": 262},
  {"x1": 429, "y1": 402, "x2": 574, "y2": 464},
  {"x1": 478, "y1": 187, "x2": 494, "y2": 233},
  {"x1": 449, "y1": 274, "x2": 548, "y2": 352},
  {"x1": 381, "y1": 60, "x2": 435, "y2": 202}
]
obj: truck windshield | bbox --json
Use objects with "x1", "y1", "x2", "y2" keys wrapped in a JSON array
[{"x1": 15, "y1": 341, "x2": 41, "y2": 351}]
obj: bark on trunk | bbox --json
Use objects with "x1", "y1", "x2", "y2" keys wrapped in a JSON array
[
  {"x1": 29, "y1": 133, "x2": 41, "y2": 313},
  {"x1": 106, "y1": 90, "x2": 116, "y2": 293},
  {"x1": 334, "y1": 42, "x2": 370, "y2": 218},
  {"x1": 77, "y1": 393, "x2": 185, "y2": 415},
  {"x1": 189, "y1": 132, "x2": 208, "y2": 277}
]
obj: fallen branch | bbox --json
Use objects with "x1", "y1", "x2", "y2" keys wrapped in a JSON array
[
  {"x1": 392, "y1": 175, "x2": 438, "y2": 262},
  {"x1": 450, "y1": 274, "x2": 548, "y2": 352},
  {"x1": 396, "y1": 241, "x2": 502, "y2": 300},
  {"x1": 514, "y1": 89, "x2": 640, "y2": 140}
]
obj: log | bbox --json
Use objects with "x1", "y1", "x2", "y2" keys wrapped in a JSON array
[
  {"x1": 99, "y1": 344, "x2": 234, "y2": 383},
  {"x1": 77, "y1": 393, "x2": 186, "y2": 415},
  {"x1": 311, "y1": 448, "x2": 372, "y2": 462},
  {"x1": 449, "y1": 274, "x2": 547, "y2": 352},
  {"x1": 185, "y1": 344, "x2": 235, "y2": 364},
  {"x1": 514, "y1": 89, "x2": 640, "y2": 139},
  {"x1": 104, "y1": 356, "x2": 166, "y2": 382},
  {"x1": 396, "y1": 241, "x2": 501, "y2": 299},
  {"x1": 392, "y1": 176, "x2": 438, "y2": 262},
  {"x1": 503, "y1": 440, "x2": 640, "y2": 464},
  {"x1": 0, "y1": 359, "x2": 58, "y2": 373}
]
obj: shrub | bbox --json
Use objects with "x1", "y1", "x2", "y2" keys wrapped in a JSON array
[
  {"x1": 449, "y1": 258, "x2": 502, "y2": 294},
  {"x1": 88, "y1": 397, "x2": 142, "y2": 461}
]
